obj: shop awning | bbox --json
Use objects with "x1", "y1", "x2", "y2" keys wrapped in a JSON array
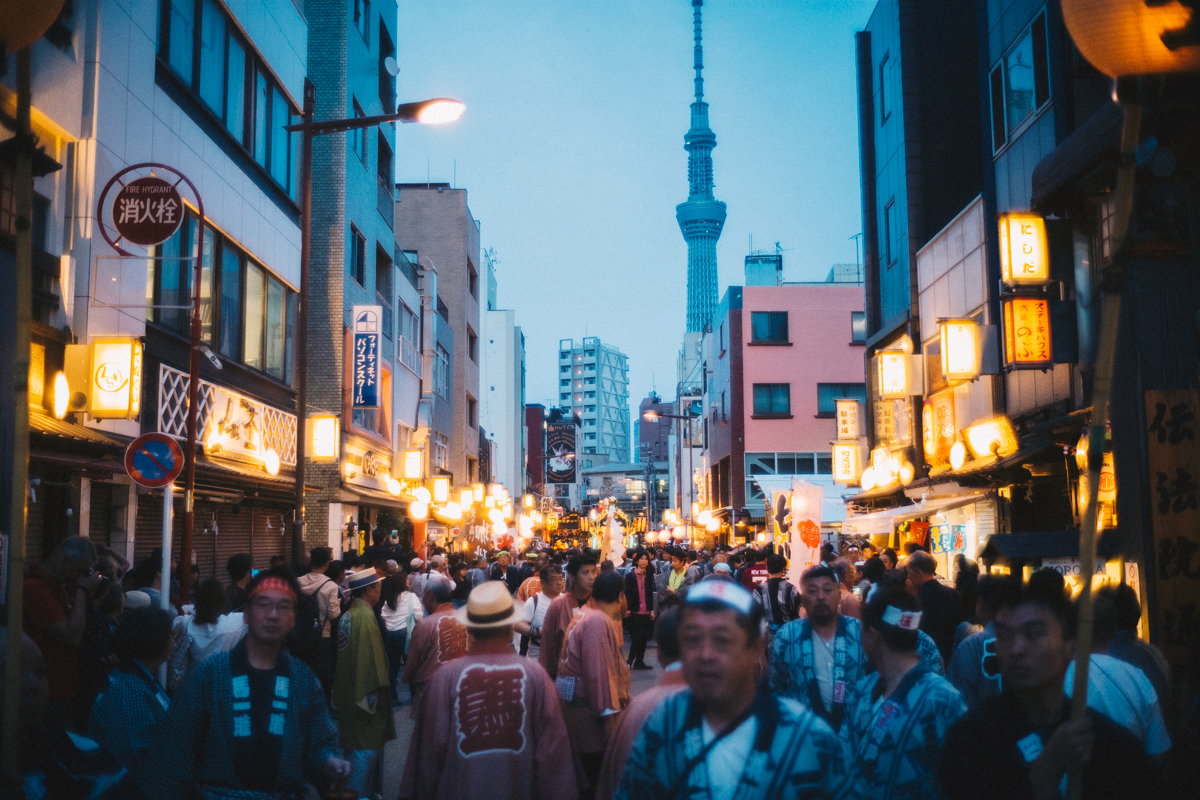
[
  {"x1": 979, "y1": 529, "x2": 1119, "y2": 561},
  {"x1": 841, "y1": 490, "x2": 990, "y2": 536},
  {"x1": 338, "y1": 485, "x2": 410, "y2": 509},
  {"x1": 30, "y1": 411, "x2": 127, "y2": 447}
]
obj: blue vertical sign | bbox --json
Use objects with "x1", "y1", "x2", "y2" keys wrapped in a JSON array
[{"x1": 352, "y1": 305, "x2": 381, "y2": 409}]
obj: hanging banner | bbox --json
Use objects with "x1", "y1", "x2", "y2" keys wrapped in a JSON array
[
  {"x1": 790, "y1": 479, "x2": 823, "y2": 583},
  {"x1": 1145, "y1": 389, "x2": 1200, "y2": 667},
  {"x1": 546, "y1": 424, "x2": 576, "y2": 484},
  {"x1": 352, "y1": 305, "x2": 382, "y2": 409},
  {"x1": 930, "y1": 524, "x2": 966, "y2": 554}
]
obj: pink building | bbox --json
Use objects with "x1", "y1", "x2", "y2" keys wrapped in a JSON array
[{"x1": 702, "y1": 272, "x2": 866, "y2": 523}]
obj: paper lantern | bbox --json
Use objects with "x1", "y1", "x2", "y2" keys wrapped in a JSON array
[{"x1": 1062, "y1": 0, "x2": 1200, "y2": 77}]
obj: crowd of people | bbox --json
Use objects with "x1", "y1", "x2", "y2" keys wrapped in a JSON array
[{"x1": 3, "y1": 531, "x2": 1194, "y2": 800}]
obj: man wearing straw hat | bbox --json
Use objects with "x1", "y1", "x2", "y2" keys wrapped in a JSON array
[
  {"x1": 398, "y1": 582, "x2": 578, "y2": 800},
  {"x1": 333, "y1": 569, "x2": 397, "y2": 796}
]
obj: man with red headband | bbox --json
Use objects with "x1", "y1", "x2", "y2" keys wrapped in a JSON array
[{"x1": 148, "y1": 567, "x2": 351, "y2": 799}]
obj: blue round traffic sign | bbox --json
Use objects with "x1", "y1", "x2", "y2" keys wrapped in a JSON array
[{"x1": 125, "y1": 432, "x2": 185, "y2": 488}]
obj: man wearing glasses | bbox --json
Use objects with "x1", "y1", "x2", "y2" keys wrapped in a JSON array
[{"x1": 148, "y1": 567, "x2": 351, "y2": 799}]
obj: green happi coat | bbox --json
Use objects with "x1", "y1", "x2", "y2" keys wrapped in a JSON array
[{"x1": 332, "y1": 598, "x2": 397, "y2": 750}]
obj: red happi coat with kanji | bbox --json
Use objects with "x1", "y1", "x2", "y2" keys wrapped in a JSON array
[
  {"x1": 398, "y1": 641, "x2": 578, "y2": 800},
  {"x1": 557, "y1": 607, "x2": 630, "y2": 755},
  {"x1": 401, "y1": 606, "x2": 469, "y2": 686}
]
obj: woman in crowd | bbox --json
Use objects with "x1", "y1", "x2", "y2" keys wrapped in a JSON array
[
  {"x1": 379, "y1": 572, "x2": 423, "y2": 704},
  {"x1": 623, "y1": 550, "x2": 657, "y2": 670},
  {"x1": 166, "y1": 579, "x2": 246, "y2": 694}
]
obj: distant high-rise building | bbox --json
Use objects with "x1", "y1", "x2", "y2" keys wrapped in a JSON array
[
  {"x1": 677, "y1": 0, "x2": 726, "y2": 334},
  {"x1": 557, "y1": 338, "x2": 630, "y2": 462}
]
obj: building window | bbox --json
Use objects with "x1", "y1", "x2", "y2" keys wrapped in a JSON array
[
  {"x1": 434, "y1": 432, "x2": 449, "y2": 470},
  {"x1": 434, "y1": 344, "x2": 450, "y2": 398},
  {"x1": 560, "y1": 379, "x2": 570, "y2": 387},
  {"x1": 350, "y1": 226, "x2": 366, "y2": 286},
  {"x1": 378, "y1": 19, "x2": 395, "y2": 112},
  {"x1": 883, "y1": 199, "x2": 898, "y2": 267},
  {"x1": 878, "y1": 52, "x2": 889, "y2": 121},
  {"x1": 149, "y1": 209, "x2": 292, "y2": 382},
  {"x1": 561, "y1": 366, "x2": 570, "y2": 373},
  {"x1": 468, "y1": 259, "x2": 479, "y2": 299},
  {"x1": 376, "y1": 244, "x2": 393, "y2": 339},
  {"x1": 990, "y1": 11, "x2": 1050, "y2": 151},
  {"x1": 467, "y1": 394, "x2": 478, "y2": 428},
  {"x1": 467, "y1": 327, "x2": 478, "y2": 362},
  {"x1": 353, "y1": 0, "x2": 370, "y2": 41},
  {"x1": 377, "y1": 133, "x2": 394, "y2": 227},
  {"x1": 160, "y1": 0, "x2": 297, "y2": 199},
  {"x1": 351, "y1": 99, "x2": 367, "y2": 164},
  {"x1": 398, "y1": 301, "x2": 420, "y2": 371},
  {"x1": 816, "y1": 382, "x2": 867, "y2": 416},
  {"x1": 851, "y1": 311, "x2": 867, "y2": 343},
  {"x1": 752, "y1": 384, "x2": 790, "y2": 416},
  {"x1": 750, "y1": 311, "x2": 788, "y2": 343}
]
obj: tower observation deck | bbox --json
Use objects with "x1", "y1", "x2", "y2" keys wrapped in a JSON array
[{"x1": 676, "y1": 0, "x2": 726, "y2": 333}]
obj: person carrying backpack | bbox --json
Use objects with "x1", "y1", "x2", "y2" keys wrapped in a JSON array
[
  {"x1": 754, "y1": 553, "x2": 801, "y2": 632},
  {"x1": 296, "y1": 547, "x2": 343, "y2": 691}
]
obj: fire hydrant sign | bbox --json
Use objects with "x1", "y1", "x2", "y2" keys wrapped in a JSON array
[
  {"x1": 352, "y1": 305, "x2": 382, "y2": 409},
  {"x1": 125, "y1": 432, "x2": 185, "y2": 488},
  {"x1": 112, "y1": 176, "x2": 183, "y2": 246}
]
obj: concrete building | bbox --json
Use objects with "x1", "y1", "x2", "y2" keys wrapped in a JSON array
[
  {"x1": 525, "y1": 403, "x2": 546, "y2": 494},
  {"x1": 305, "y1": 0, "x2": 403, "y2": 553},
  {"x1": 702, "y1": 267, "x2": 866, "y2": 533},
  {"x1": 854, "y1": 0, "x2": 983, "y2": 462},
  {"x1": 2, "y1": 0, "x2": 309, "y2": 572},
  {"x1": 395, "y1": 183, "x2": 481, "y2": 487},
  {"x1": 558, "y1": 337, "x2": 630, "y2": 462},
  {"x1": 482, "y1": 307, "x2": 526, "y2": 499}
]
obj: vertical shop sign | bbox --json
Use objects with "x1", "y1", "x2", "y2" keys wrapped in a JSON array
[
  {"x1": 1145, "y1": 389, "x2": 1200, "y2": 666},
  {"x1": 352, "y1": 306, "x2": 381, "y2": 409},
  {"x1": 1003, "y1": 297, "x2": 1053, "y2": 368},
  {"x1": 546, "y1": 424, "x2": 576, "y2": 483},
  {"x1": 836, "y1": 399, "x2": 860, "y2": 440}
]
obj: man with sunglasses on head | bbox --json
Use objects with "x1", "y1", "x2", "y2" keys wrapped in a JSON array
[
  {"x1": 614, "y1": 581, "x2": 863, "y2": 800},
  {"x1": 147, "y1": 567, "x2": 350, "y2": 800}
]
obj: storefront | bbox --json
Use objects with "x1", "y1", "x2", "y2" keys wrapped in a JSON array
[{"x1": 336, "y1": 434, "x2": 409, "y2": 556}]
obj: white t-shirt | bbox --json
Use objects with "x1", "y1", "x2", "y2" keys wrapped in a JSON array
[
  {"x1": 1065, "y1": 653, "x2": 1171, "y2": 755},
  {"x1": 811, "y1": 629, "x2": 836, "y2": 710},
  {"x1": 523, "y1": 592, "x2": 553, "y2": 632},
  {"x1": 700, "y1": 716, "x2": 758, "y2": 800},
  {"x1": 380, "y1": 591, "x2": 424, "y2": 632}
]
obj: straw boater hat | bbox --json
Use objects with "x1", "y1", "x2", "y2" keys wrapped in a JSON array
[
  {"x1": 346, "y1": 569, "x2": 386, "y2": 593},
  {"x1": 455, "y1": 581, "x2": 524, "y2": 630}
]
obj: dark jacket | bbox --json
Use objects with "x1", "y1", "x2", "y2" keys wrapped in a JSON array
[
  {"x1": 624, "y1": 569, "x2": 657, "y2": 615},
  {"x1": 917, "y1": 578, "x2": 964, "y2": 664}
]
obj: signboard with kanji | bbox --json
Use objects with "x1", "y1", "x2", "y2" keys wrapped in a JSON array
[
  {"x1": 998, "y1": 212, "x2": 1049, "y2": 285},
  {"x1": 112, "y1": 176, "x2": 184, "y2": 246},
  {"x1": 1145, "y1": 389, "x2": 1200, "y2": 666},
  {"x1": 836, "y1": 399, "x2": 860, "y2": 440},
  {"x1": 352, "y1": 305, "x2": 381, "y2": 409},
  {"x1": 922, "y1": 392, "x2": 956, "y2": 467},
  {"x1": 1004, "y1": 297, "x2": 1053, "y2": 368}
]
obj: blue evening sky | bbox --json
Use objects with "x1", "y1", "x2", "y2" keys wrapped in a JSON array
[{"x1": 394, "y1": 0, "x2": 875, "y2": 432}]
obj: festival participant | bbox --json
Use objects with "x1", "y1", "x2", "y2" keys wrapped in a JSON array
[
  {"x1": 297, "y1": 546, "x2": 342, "y2": 689},
  {"x1": 594, "y1": 607, "x2": 686, "y2": 800},
  {"x1": 333, "y1": 570, "x2": 397, "y2": 795},
  {"x1": 515, "y1": 565, "x2": 564, "y2": 662},
  {"x1": 658, "y1": 548, "x2": 694, "y2": 600},
  {"x1": 401, "y1": 580, "x2": 469, "y2": 706},
  {"x1": 398, "y1": 582, "x2": 578, "y2": 800},
  {"x1": 753, "y1": 554, "x2": 801, "y2": 631},
  {"x1": 623, "y1": 550, "x2": 657, "y2": 670},
  {"x1": 539, "y1": 552, "x2": 599, "y2": 679},
  {"x1": 87, "y1": 606, "x2": 175, "y2": 796},
  {"x1": 614, "y1": 580, "x2": 864, "y2": 799},
  {"x1": 840, "y1": 586, "x2": 967, "y2": 799},
  {"x1": 947, "y1": 574, "x2": 1004, "y2": 708},
  {"x1": 557, "y1": 571, "x2": 630, "y2": 799},
  {"x1": 1099, "y1": 583, "x2": 1171, "y2": 705},
  {"x1": 941, "y1": 573, "x2": 1162, "y2": 800},
  {"x1": 489, "y1": 550, "x2": 524, "y2": 595},
  {"x1": 831, "y1": 558, "x2": 862, "y2": 620},
  {"x1": 148, "y1": 568, "x2": 350, "y2": 799},
  {"x1": 769, "y1": 563, "x2": 869, "y2": 731},
  {"x1": 904, "y1": 550, "x2": 963, "y2": 664}
]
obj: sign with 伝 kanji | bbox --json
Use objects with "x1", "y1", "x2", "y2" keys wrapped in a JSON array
[
  {"x1": 1003, "y1": 297, "x2": 1053, "y2": 368},
  {"x1": 112, "y1": 176, "x2": 183, "y2": 246},
  {"x1": 352, "y1": 305, "x2": 382, "y2": 409},
  {"x1": 1145, "y1": 389, "x2": 1200, "y2": 666}
]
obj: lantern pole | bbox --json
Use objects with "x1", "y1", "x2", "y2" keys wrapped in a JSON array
[{"x1": 1066, "y1": 76, "x2": 1140, "y2": 800}]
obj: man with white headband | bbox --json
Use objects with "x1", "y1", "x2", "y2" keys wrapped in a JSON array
[
  {"x1": 614, "y1": 580, "x2": 864, "y2": 799},
  {"x1": 841, "y1": 585, "x2": 966, "y2": 799}
]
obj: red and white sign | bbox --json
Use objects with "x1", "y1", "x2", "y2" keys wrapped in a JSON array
[
  {"x1": 125, "y1": 432, "x2": 185, "y2": 488},
  {"x1": 112, "y1": 176, "x2": 184, "y2": 246}
]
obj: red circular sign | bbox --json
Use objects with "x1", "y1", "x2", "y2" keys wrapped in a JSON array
[
  {"x1": 112, "y1": 176, "x2": 184, "y2": 246},
  {"x1": 125, "y1": 433, "x2": 185, "y2": 488}
]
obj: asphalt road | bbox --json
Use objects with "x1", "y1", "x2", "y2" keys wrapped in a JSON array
[{"x1": 379, "y1": 637, "x2": 664, "y2": 799}]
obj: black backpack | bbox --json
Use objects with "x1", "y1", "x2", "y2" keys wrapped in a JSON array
[{"x1": 289, "y1": 578, "x2": 329, "y2": 660}]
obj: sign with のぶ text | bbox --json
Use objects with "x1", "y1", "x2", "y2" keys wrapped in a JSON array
[{"x1": 352, "y1": 306, "x2": 381, "y2": 409}]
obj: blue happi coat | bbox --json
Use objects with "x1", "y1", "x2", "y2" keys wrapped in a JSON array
[
  {"x1": 614, "y1": 687, "x2": 865, "y2": 800},
  {"x1": 840, "y1": 666, "x2": 967, "y2": 800}
]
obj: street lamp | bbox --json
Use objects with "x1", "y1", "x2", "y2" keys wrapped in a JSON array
[{"x1": 284, "y1": 90, "x2": 464, "y2": 563}]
